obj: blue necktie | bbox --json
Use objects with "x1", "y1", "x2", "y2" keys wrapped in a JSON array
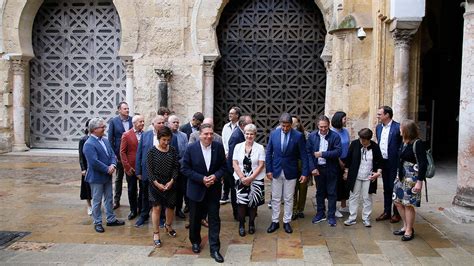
[{"x1": 282, "y1": 132, "x2": 288, "y2": 154}]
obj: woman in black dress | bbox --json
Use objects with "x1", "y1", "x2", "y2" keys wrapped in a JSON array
[
  {"x1": 79, "y1": 119, "x2": 92, "y2": 216},
  {"x1": 393, "y1": 120, "x2": 427, "y2": 241},
  {"x1": 146, "y1": 127, "x2": 179, "y2": 247}
]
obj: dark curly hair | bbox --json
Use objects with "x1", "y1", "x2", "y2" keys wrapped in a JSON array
[{"x1": 157, "y1": 126, "x2": 172, "y2": 140}]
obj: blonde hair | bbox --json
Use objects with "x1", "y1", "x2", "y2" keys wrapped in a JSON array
[
  {"x1": 244, "y1": 123, "x2": 257, "y2": 134},
  {"x1": 400, "y1": 119, "x2": 420, "y2": 142}
]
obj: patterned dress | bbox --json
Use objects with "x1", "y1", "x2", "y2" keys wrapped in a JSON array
[{"x1": 146, "y1": 146, "x2": 179, "y2": 208}]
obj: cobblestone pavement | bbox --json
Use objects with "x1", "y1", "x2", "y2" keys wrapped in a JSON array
[{"x1": 0, "y1": 151, "x2": 472, "y2": 265}]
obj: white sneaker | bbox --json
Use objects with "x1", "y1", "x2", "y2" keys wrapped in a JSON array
[
  {"x1": 87, "y1": 207, "x2": 92, "y2": 216},
  {"x1": 267, "y1": 201, "x2": 272, "y2": 209},
  {"x1": 344, "y1": 219, "x2": 356, "y2": 226},
  {"x1": 335, "y1": 210, "x2": 343, "y2": 218},
  {"x1": 339, "y1": 206, "x2": 349, "y2": 213},
  {"x1": 363, "y1": 220, "x2": 371, "y2": 227}
]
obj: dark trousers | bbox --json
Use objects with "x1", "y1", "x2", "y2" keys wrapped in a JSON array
[
  {"x1": 227, "y1": 171, "x2": 238, "y2": 219},
  {"x1": 175, "y1": 172, "x2": 187, "y2": 211},
  {"x1": 222, "y1": 171, "x2": 232, "y2": 198},
  {"x1": 382, "y1": 160, "x2": 399, "y2": 216},
  {"x1": 126, "y1": 174, "x2": 141, "y2": 214},
  {"x1": 315, "y1": 167, "x2": 337, "y2": 219},
  {"x1": 189, "y1": 195, "x2": 221, "y2": 253},
  {"x1": 139, "y1": 180, "x2": 150, "y2": 219},
  {"x1": 113, "y1": 161, "x2": 125, "y2": 204}
]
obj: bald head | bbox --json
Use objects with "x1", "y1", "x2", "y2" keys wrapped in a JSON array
[
  {"x1": 168, "y1": 115, "x2": 180, "y2": 131},
  {"x1": 203, "y1": 117, "x2": 214, "y2": 126}
]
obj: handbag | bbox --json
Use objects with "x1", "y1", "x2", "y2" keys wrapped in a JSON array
[{"x1": 413, "y1": 139, "x2": 435, "y2": 202}]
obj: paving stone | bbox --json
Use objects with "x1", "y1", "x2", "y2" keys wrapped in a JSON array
[
  {"x1": 357, "y1": 254, "x2": 391, "y2": 265},
  {"x1": 167, "y1": 254, "x2": 198, "y2": 265},
  {"x1": 376, "y1": 240, "x2": 421, "y2": 265},
  {"x1": 224, "y1": 244, "x2": 252, "y2": 264},
  {"x1": 416, "y1": 256, "x2": 451, "y2": 266},
  {"x1": 192, "y1": 257, "x2": 217, "y2": 265},
  {"x1": 436, "y1": 247, "x2": 474, "y2": 266},
  {"x1": 276, "y1": 232, "x2": 303, "y2": 259},
  {"x1": 326, "y1": 238, "x2": 361, "y2": 264},
  {"x1": 277, "y1": 258, "x2": 305, "y2": 265},
  {"x1": 303, "y1": 246, "x2": 332, "y2": 265},
  {"x1": 0, "y1": 250, "x2": 19, "y2": 262},
  {"x1": 251, "y1": 233, "x2": 277, "y2": 262}
]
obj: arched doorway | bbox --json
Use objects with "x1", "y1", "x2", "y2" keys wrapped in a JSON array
[
  {"x1": 29, "y1": 0, "x2": 126, "y2": 149},
  {"x1": 214, "y1": 0, "x2": 327, "y2": 144}
]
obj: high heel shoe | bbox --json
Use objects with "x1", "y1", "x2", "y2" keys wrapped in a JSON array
[
  {"x1": 153, "y1": 232, "x2": 162, "y2": 247},
  {"x1": 165, "y1": 224, "x2": 177, "y2": 237},
  {"x1": 401, "y1": 228, "x2": 415, "y2": 241}
]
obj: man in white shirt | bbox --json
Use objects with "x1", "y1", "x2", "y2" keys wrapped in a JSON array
[{"x1": 221, "y1": 106, "x2": 241, "y2": 204}]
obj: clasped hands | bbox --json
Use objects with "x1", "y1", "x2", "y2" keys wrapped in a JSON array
[
  {"x1": 155, "y1": 179, "x2": 174, "y2": 191},
  {"x1": 107, "y1": 165, "x2": 116, "y2": 175},
  {"x1": 203, "y1": 174, "x2": 216, "y2": 187},
  {"x1": 266, "y1": 172, "x2": 307, "y2": 184}
]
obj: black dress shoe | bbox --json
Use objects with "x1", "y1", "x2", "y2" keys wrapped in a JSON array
[
  {"x1": 106, "y1": 219, "x2": 125, "y2": 226},
  {"x1": 401, "y1": 229, "x2": 415, "y2": 241},
  {"x1": 211, "y1": 251, "x2": 224, "y2": 263},
  {"x1": 128, "y1": 212, "x2": 137, "y2": 220},
  {"x1": 183, "y1": 205, "x2": 189, "y2": 213},
  {"x1": 393, "y1": 229, "x2": 406, "y2": 236},
  {"x1": 283, "y1": 223, "x2": 293, "y2": 234},
  {"x1": 95, "y1": 224, "x2": 105, "y2": 233},
  {"x1": 267, "y1": 222, "x2": 280, "y2": 233},
  {"x1": 292, "y1": 213, "x2": 298, "y2": 220},
  {"x1": 239, "y1": 226, "x2": 246, "y2": 237},
  {"x1": 176, "y1": 209, "x2": 186, "y2": 219},
  {"x1": 297, "y1": 212, "x2": 305, "y2": 219},
  {"x1": 113, "y1": 202, "x2": 120, "y2": 210},
  {"x1": 192, "y1": 243, "x2": 201, "y2": 253},
  {"x1": 248, "y1": 225, "x2": 255, "y2": 234}
]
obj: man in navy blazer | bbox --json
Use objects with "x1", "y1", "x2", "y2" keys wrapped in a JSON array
[
  {"x1": 307, "y1": 115, "x2": 342, "y2": 226},
  {"x1": 179, "y1": 112, "x2": 204, "y2": 139},
  {"x1": 83, "y1": 117, "x2": 125, "y2": 233},
  {"x1": 375, "y1": 106, "x2": 402, "y2": 223},
  {"x1": 182, "y1": 123, "x2": 227, "y2": 263},
  {"x1": 108, "y1": 102, "x2": 133, "y2": 209},
  {"x1": 226, "y1": 115, "x2": 252, "y2": 220},
  {"x1": 134, "y1": 115, "x2": 166, "y2": 227},
  {"x1": 266, "y1": 113, "x2": 309, "y2": 234}
]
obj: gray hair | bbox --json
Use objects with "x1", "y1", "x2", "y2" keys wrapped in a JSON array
[
  {"x1": 279, "y1": 113, "x2": 292, "y2": 123},
  {"x1": 132, "y1": 115, "x2": 144, "y2": 124},
  {"x1": 152, "y1": 115, "x2": 165, "y2": 124},
  {"x1": 244, "y1": 123, "x2": 257, "y2": 134},
  {"x1": 88, "y1": 117, "x2": 105, "y2": 132},
  {"x1": 168, "y1": 115, "x2": 179, "y2": 122}
]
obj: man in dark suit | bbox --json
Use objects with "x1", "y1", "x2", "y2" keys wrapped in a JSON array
[
  {"x1": 266, "y1": 113, "x2": 309, "y2": 234},
  {"x1": 108, "y1": 102, "x2": 133, "y2": 209},
  {"x1": 83, "y1": 117, "x2": 125, "y2": 233},
  {"x1": 182, "y1": 123, "x2": 227, "y2": 263},
  {"x1": 375, "y1": 106, "x2": 402, "y2": 223},
  {"x1": 180, "y1": 112, "x2": 204, "y2": 139},
  {"x1": 120, "y1": 115, "x2": 144, "y2": 220},
  {"x1": 307, "y1": 115, "x2": 342, "y2": 227},
  {"x1": 135, "y1": 115, "x2": 165, "y2": 227},
  {"x1": 226, "y1": 115, "x2": 252, "y2": 220}
]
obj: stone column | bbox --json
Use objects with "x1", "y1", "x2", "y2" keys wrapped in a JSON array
[
  {"x1": 445, "y1": 0, "x2": 474, "y2": 224},
  {"x1": 202, "y1": 55, "x2": 218, "y2": 118},
  {"x1": 11, "y1": 56, "x2": 30, "y2": 152},
  {"x1": 154, "y1": 69, "x2": 173, "y2": 108},
  {"x1": 389, "y1": 20, "x2": 420, "y2": 122},
  {"x1": 122, "y1": 57, "x2": 135, "y2": 114}
]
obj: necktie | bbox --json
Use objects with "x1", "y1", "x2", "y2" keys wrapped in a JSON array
[{"x1": 282, "y1": 132, "x2": 288, "y2": 154}]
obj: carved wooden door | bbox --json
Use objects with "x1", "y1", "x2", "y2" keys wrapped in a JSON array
[
  {"x1": 30, "y1": 0, "x2": 125, "y2": 149},
  {"x1": 214, "y1": 0, "x2": 327, "y2": 144}
]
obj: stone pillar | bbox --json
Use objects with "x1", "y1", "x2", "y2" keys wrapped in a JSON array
[
  {"x1": 122, "y1": 57, "x2": 135, "y2": 114},
  {"x1": 445, "y1": 0, "x2": 474, "y2": 224},
  {"x1": 202, "y1": 55, "x2": 219, "y2": 118},
  {"x1": 10, "y1": 56, "x2": 30, "y2": 152},
  {"x1": 389, "y1": 20, "x2": 420, "y2": 122},
  {"x1": 154, "y1": 69, "x2": 173, "y2": 108}
]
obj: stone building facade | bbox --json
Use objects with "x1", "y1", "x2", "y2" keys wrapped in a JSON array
[{"x1": 0, "y1": 0, "x2": 471, "y2": 221}]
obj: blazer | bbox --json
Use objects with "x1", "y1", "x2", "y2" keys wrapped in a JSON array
[
  {"x1": 227, "y1": 127, "x2": 245, "y2": 173},
  {"x1": 172, "y1": 130, "x2": 188, "y2": 164},
  {"x1": 181, "y1": 141, "x2": 227, "y2": 202},
  {"x1": 135, "y1": 130, "x2": 155, "y2": 181},
  {"x1": 265, "y1": 128, "x2": 309, "y2": 179},
  {"x1": 108, "y1": 115, "x2": 133, "y2": 159},
  {"x1": 120, "y1": 129, "x2": 140, "y2": 176},
  {"x1": 344, "y1": 140, "x2": 383, "y2": 194},
  {"x1": 83, "y1": 136, "x2": 117, "y2": 184},
  {"x1": 79, "y1": 135, "x2": 89, "y2": 172},
  {"x1": 179, "y1": 122, "x2": 194, "y2": 139},
  {"x1": 376, "y1": 120, "x2": 402, "y2": 178},
  {"x1": 306, "y1": 129, "x2": 342, "y2": 177}
]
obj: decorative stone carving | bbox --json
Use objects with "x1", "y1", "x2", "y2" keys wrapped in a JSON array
[
  {"x1": 392, "y1": 28, "x2": 416, "y2": 49},
  {"x1": 202, "y1": 54, "x2": 219, "y2": 118},
  {"x1": 203, "y1": 59, "x2": 215, "y2": 77},
  {"x1": 154, "y1": 69, "x2": 173, "y2": 108}
]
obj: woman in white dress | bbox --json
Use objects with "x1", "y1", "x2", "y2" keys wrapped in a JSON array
[{"x1": 233, "y1": 124, "x2": 265, "y2": 237}]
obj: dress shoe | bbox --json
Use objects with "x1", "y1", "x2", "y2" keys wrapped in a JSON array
[
  {"x1": 393, "y1": 229, "x2": 406, "y2": 236},
  {"x1": 128, "y1": 212, "x2": 137, "y2": 220},
  {"x1": 183, "y1": 205, "x2": 189, "y2": 213},
  {"x1": 201, "y1": 219, "x2": 209, "y2": 228},
  {"x1": 291, "y1": 213, "x2": 298, "y2": 220},
  {"x1": 248, "y1": 225, "x2": 255, "y2": 234},
  {"x1": 390, "y1": 214, "x2": 401, "y2": 223},
  {"x1": 135, "y1": 216, "x2": 147, "y2": 227},
  {"x1": 192, "y1": 243, "x2": 201, "y2": 253},
  {"x1": 283, "y1": 223, "x2": 293, "y2": 234},
  {"x1": 267, "y1": 222, "x2": 280, "y2": 233},
  {"x1": 401, "y1": 229, "x2": 415, "y2": 241},
  {"x1": 113, "y1": 202, "x2": 120, "y2": 209},
  {"x1": 211, "y1": 251, "x2": 224, "y2": 263},
  {"x1": 297, "y1": 212, "x2": 305, "y2": 219},
  {"x1": 107, "y1": 219, "x2": 125, "y2": 226},
  {"x1": 239, "y1": 225, "x2": 246, "y2": 237},
  {"x1": 375, "y1": 212, "x2": 390, "y2": 221},
  {"x1": 176, "y1": 209, "x2": 186, "y2": 219},
  {"x1": 94, "y1": 224, "x2": 105, "y2": 233}
]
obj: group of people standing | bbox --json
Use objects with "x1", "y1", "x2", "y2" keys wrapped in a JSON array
[{"x1": 79, "y1": 103, "x2": 428, "y2": 263}]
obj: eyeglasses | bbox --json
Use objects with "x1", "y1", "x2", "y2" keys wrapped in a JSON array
[{"x1": 98, "y1": 125, "x2": 106, "y2": 129}]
